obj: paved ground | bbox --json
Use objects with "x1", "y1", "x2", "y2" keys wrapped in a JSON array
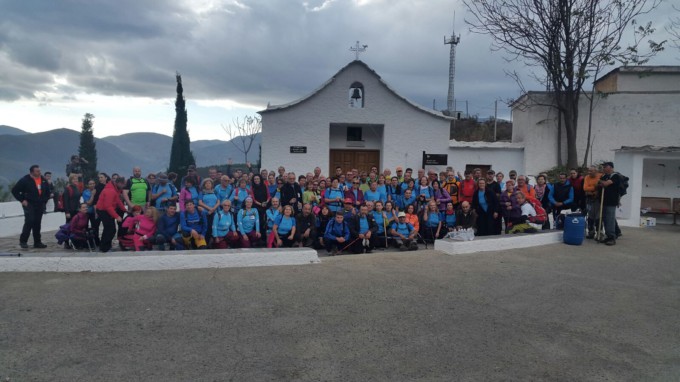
[{"x1": 1, "y1": 225, "x2": 679, "y2": 381}]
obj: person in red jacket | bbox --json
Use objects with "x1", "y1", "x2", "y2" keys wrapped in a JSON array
[
  {"x1": 458, "y1": 171, "x2": 476, "y2": 204},
  {"x1": 95, "y1": 177, "x2": 127, "y2": 253}
]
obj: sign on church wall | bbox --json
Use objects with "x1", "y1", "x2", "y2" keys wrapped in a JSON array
[{"x1": 290, "y1": 146, "x2": 307, "y2": 154}]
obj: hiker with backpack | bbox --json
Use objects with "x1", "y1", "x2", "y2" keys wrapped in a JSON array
[
  {"x1": 508, "y1": 192, "x2": 544, "y2": 234},
  {"x1": 323, "y1": 211, "x2": 351, "y2": 255},
  {"x1": 598, "y1": 162, "x2": 623, "y2": 246}
]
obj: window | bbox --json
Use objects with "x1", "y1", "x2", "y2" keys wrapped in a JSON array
[
  {"x1": 349, "y1": 82, "x2": 364, "y2": 108},
  {"x1": 347, "y1": 126, "x2": 363, "y2": 141}
]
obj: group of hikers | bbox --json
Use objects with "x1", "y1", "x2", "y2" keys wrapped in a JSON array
[{"x1": 11, "y1": 154, "x2": 625, "y2": 254}]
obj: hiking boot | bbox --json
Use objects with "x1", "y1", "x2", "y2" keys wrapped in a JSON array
[
  {"x1": 399, "y1": 244, "x2": 407, "y2": 251},
  {"x1": 605, "y1": 238, "x2": 616, "y2": 246},
  {"x1": 409, "y1": 242, "x2": 419, "y2": 251},
  {"x1": 365, "y1": 247, "x2": 372, "y2": 254},
  {"x1": 586, "y1": 232, "x2": 595, "y2": 239},
  {"x1": 34, "y1": 243, "x2": 47, "y2": 249},
  {"x1": 19, "y1": 242, "x2": 28, "y2": 249}
]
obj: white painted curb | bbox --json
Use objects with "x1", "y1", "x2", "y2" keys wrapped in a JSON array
[
  {"x1": 0, "y1": 248, "x2": 320, "y2": 272},
  {"x1": 434, "y1": 231, "x2": 564, "y2": 255}
]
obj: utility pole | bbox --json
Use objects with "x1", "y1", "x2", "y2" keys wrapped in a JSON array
[{"x1": 494, "y1": 100, "x2": 498, "y2": 141}]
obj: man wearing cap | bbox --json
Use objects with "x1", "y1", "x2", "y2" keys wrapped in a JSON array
[
  {"x1": 598, "y1": 162, "x2": 621, "y2": 246},
  {"x1": 96, "y1": 176, "x2": 127, "y2": 252},
  {"x1": 342, "y1": 198, "x2": 357, "y2": 219},
  {"x1": 151, "y1": 172, "x2": 178, "y2": 213},
  {"x1": 395, "y1": 167, "x2": 405, "y2": 183},
  {"x1": 390, "y1": 212, "x2": 418, "y2": 251}
]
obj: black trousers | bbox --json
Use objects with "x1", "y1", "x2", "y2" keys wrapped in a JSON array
[
  {"x1": 20, "y1": 203, "x2": 45, "y2": 244},
  {"x1": 88, "y1": 212, "x2": 101, "y2": 246},
  {"x1": 98, "y1": 210, "x2": 117, "y2": 252}
]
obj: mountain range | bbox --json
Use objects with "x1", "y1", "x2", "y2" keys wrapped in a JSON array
[{"x1": 0, "y1": 125, "x2": 260, "y2": 184}]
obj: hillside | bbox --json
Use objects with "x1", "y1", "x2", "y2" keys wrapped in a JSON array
[
  {"x1": 0, "y1": 128, "x2": 261, "y2": 181},
  {"x1": 0, "y1": 125, "x2": 28, "y2": 136}
]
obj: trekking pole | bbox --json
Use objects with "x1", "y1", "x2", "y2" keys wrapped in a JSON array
[
  {"x1": 333, "y1": 236, "x2": 362, "y2": 256},
  {"x1": 596, "y1": 188, "x2": 605, "y2": 243},
  {"x1": 416, "y1": 231, "x2": 428, "y2": 249},
  {"x1": 383, "y1": 217, "x2": 388, "y2": 248},
  {"x1": 0, "y1": 253, "x2": 22, "y2": 257}
]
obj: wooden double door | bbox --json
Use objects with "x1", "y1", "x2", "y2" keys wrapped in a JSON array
[{"x1": 330, "y1": 149, "x2": 380, "y2": 175}]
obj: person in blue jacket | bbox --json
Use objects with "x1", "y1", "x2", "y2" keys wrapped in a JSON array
[
  {"x1": 154, "y1": 204, "x2": 183, "y2": 250},
  {"x1": 273, "y1": 205, "x2": 296, "y2": 247},
  {"x1": 443, "y1": 201, "x2": 457, "y2": 233},
  {"x1": 364, "y1": 181, "x2": 385, "y2": 203},
  {"x1": 237, "y1": 197, "x2": 261, "y2": 248},
  {"x1": 323, "y1": 211, "x2": 351, "y2": 255},
  {"x1": 212, "y1": 200, "x2": 239, "y2": 249},
  {"x1": 324, "y1": 177, "x2": 345, "y2": 213},
  {"x1": 179, "y1": 200, "x2": 208, "y2": 249},
  {"x1": 214, "y1": 175, "x2": 234, "y2": 204},
  {"x1": 548, "y1": 173, "x2": 574, "y2": 225},
  {"x1": 397, "y1": 188, "x2": 417, "y2": 211}
]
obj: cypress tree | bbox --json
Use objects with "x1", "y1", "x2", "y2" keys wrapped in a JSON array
[
  {"x1": 168, "y1": 72, "x2": 195, "y2": 184},
  {"x1": 78, "y1": 113, "x2": 98, "y2": 182}
]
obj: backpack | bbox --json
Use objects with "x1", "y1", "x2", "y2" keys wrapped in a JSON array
[
  {"x1": 54, "y1": 223, "x2": 71, "y2": 244},
  {"x1": 527, "y1": 198, "x2": 547, "y2": 224},
  {"x1": 616, "y1": 173, "x2": 629, "y2": 197},
  {"x1": 55, "y1": 186, "x2": 74, "y2": 212}
]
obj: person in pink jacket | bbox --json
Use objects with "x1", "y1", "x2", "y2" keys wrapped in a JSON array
[{"x1": 130, "y1": 206, "x2": 159, "y2": 251}]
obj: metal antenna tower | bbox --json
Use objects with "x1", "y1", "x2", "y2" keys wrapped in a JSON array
[{"x1": 444, "y1": 14, "x2": 461, "y2": 115}]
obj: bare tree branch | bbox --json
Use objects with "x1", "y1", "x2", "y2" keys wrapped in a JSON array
[
  {"x1": 222, "y1": 115, "x2": 261, "y2": 163},
  {"x1": 464, "y1": 0, "x2": 663, "y2": 168}
]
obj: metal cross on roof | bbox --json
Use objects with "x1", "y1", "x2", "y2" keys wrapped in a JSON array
[{"x1": 350, "y1": 41, "x2": 368, "y2": 60}]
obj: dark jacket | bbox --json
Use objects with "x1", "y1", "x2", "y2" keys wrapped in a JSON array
[
  {"x1": 344, "y1": 188, "x2": 365, "y2": 207},
  {"x1": 454, "y1": 209, "x2": 478, "y2": 230},
  {"x1": 348, "y1": 213, "x2": 378, "y2": 236},
  {"x1": 280, "y1": 182, "x2": 302, "y2": 210},
  {"x1": 12, "y1": 174, "x2": 50, "y2": 206},
  {"x1": 62, "y1": 184, "x2": 82, "y2": 214},
  {"x1": 472, "y1": 188, "x2": 499, "y2": 215},
  {"x1": 295, "y1": 212, "x2": 317, "y2": 236}
]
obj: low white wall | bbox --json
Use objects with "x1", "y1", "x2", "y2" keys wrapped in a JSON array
[
  {"x1": 0, "y1": 200, "x2": 62, "y2": 238},
  {"x1": 435, "y1": 231, "x2": 563, "y2": 255},
  {"x1": 0, "y1": 249, "x2": 321, "y2": 272}
]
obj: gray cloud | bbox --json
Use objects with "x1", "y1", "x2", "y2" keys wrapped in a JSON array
[{"x1": 0, "y1": 0, "x2": 676, "y2": 118}]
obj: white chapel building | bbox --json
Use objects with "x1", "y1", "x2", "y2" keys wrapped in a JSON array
[{"x1": 259, "y1": 60, "x2": 456, "y2": 177}]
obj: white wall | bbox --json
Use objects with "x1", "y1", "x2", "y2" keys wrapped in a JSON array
[
  {"x1": 615, "y1": 150, "x2": 680, "y2": 227},
  {"x1": 617, "y1": 72, "x2": 680, "y2": 92},
  {"x1": 513, "y1": 91, "x2": 680, "y2": 175},
  {"x1": 447, "y1": 143, "x2": 525, "y2": 176},
  {"x1": 329, "y1": 124, "x2": 383, "y2": 151},
  {"x1": 260, "y1": 62, "x2": 452, "y2": 176},
  {"x1": 0, "y1": 200, "x2": 63, "y2": 238},
  {"x1": 641, "y1": 158, "x2": 680, "y2": 198}
]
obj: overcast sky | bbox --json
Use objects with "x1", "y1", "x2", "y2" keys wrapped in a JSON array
[{"x1": 0, "y1": 0, "x2": 677, "y2": 141}]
